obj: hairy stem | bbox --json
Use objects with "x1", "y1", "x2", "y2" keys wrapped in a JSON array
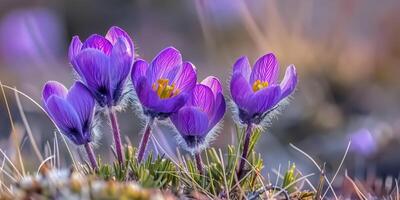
[
  {"x1": 237, "y1": 123, "x2": 253, "y2": 179},
  {"x1": 137, "y1": 117, "x2": 154, "y2": 163},
  {"x1": 108, "y1": 107, "x2": 124, "y2": 164},
  {"x1": 84, "y1": 143, "x2": 98, "y2": 171},
  {"x1": 195, "y1": 152, "x2": 203, "y2": 173}
]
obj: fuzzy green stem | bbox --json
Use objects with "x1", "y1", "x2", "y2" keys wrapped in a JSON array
[
  {"x1": 108, "y1": 107, "x2": 124, "y2": 164},
  {"x1": 84, "y1": 143, "x2": 98, "y2": 171},
  {"x1": 137, "y1": 117, "x2": 154, "y2": 163},
  {"x1": 237, "y1": 123, "x2": 253, "y2": 179},
  {"x1": 195, "y1": 152, "x2": 203, "y2": 173}
]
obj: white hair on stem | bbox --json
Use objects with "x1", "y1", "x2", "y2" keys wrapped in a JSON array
[
  {"x1": 90, "y1": 114, "x2": 104, "y2": 149},
  {"x1": 113, "y1": 80, "x2": 135, "y2": 112},
  {"x1": 258, "y1": 88, "x2": 297, "y2": 129},
  {"x1": 129, "y1": 89, "x2": 148, "y2": 125},
  {"x1": 227, "y1": 88, "x2": 297, "y2": 132},
  {"x1": 257, "y1": 95, "x2": 292, "y2": 131},
  {"x1": 227, "y1": 99, "x2": 242, "y2": 127},
  {"x1": 88, "y1": 79, "x2": 140, "y2": 148},
  {"x1": 172, "y1": 120, "x2": 224, "y2": 155}
]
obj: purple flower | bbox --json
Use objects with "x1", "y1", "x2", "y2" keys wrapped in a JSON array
[
  {"x1": 69, "y1": 26, "x2": 134, "y2": 107},
  {"x1": 171, "y1": 76, "x2": 226, "y2": 152},
  {"x1": 0, "y1": 8, "x2": 65, "y2": 66},
  {"x1": 349, "y1": 128, "x2": 377, "y2": 156},
  {"x1": 131, "y1": 47, "x2": 197, "y2": 119},
  {"x1": 230, "y1": 53, "x2": 298, "y2": 124},
  {"x1": 42, "y1": 81, "x2": 95, "y2": 145}
]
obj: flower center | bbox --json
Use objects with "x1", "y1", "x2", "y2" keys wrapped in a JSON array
[
  {"x1": 152, "y1": 79, "x2": 180, "y2": 99},
  {"x1": 252, "y1": 80, "x2": 269, "y2": 92}
]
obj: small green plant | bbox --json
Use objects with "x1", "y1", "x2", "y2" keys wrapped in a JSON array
[
  {"x1": 282, "y1": 163, "x2": 299, "y2": 194},
  {"x1": 88, "y1": 127, "x2": 298, "y2": 199},
  {"x1": 96, "y1": 147, "x2": 178, "y2": 190}
]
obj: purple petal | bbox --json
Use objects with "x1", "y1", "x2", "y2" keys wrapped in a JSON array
[
  {"x1": 247, "y1": 85, "x2": 281, "y2": 115},
  {"x1": 109, "y1": 39, "x2": 132, "y2": 96},
  {"x1": 72, "y1": 49, "x2": 111, "y2": 99},
  {"x1": 66, "y1": 82, "x2": 95, "y2": 129},
  {"x1": 173, "y1": 61, "x2": 197, "y2": 93},
  {"x1": 136, "y1": 77, "x2": 186, "y2": 114},
  {"x1": 233, "y1": 56, "x2": 251, "y2": 81},
  {"x1": 280, "y1": 65, "x2": 298, "y2": 99},
  {"x1": 42, "y1": 81, "x2": 67, "y2": 103},
  {"x1": 350, "y1": 129, "x2": 376, "y2": 156},
  {"x1": 201, "y1": 76, "x2": 222, "y2": 98},
  {"x1": 157, "y1": 94, "x2": 186, "y2": 114},
  {"x1": 171, "y1": 106, "x2": 209, "y2": 137},
  {"x1": 249, "y1": 53, "x2": 279, "y2": 85},
  {"x1": 131, "y1": 59, "x2": 148, "y2": 87},
  {"x1": 105, "y1": 26, "x2": 134, "y2": 57},
  {"x1": 68, "y1": 36, "x2": 82, "y2": 62},
  {"x1": 148, "y1": 47, "x2": 182, "y2": 83},
  {"x1": 135, "y1": 77, "x2": 159, "y2": 109},
  {"x1": 82, "y1": 34, "x2": 113, "y2": 56},
  {"x1": 46, "y1": 96, "x2": 82, "y2": 142},
  {"x1": 230, "y1": 73, "x2": 252, "y2": 109},
  {"x1": 190, "y1": 84, "x2": 215, "y2": 118},
  {"x1": 209, "y1": 93, "x2": 226, "y2": 129}
]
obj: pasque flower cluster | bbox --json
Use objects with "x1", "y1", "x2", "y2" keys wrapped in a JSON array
[{"x1": 42, "y1": 26, "x2": 297, "y2": 174}]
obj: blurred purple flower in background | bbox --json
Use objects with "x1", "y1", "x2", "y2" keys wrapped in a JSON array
[
  {"x1": 171, "y1": 76, "x2": 226, "y2": 153},
  {"x1": 0, "y1": 8, "x2": 65, "y2": 66},
  {"x1": 350, "y1": 128, "x2": 377, "y2": 157},
  {"x1": 230, "y1": 53, "x2": 298, "y2": 125},
  {"x1": 69, "y1": 26, "x2": 134, "y2": 107},
  {"x1": 131, "y1": 47, "x2": 197, "y2": 119},
  {"x1": 42, "y1": 81, "x2": 97, "y2": 169}
]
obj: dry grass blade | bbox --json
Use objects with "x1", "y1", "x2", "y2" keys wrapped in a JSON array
[
  {"x1": 0, "y1": 84, "x2": 78, "y2": 169},
  {"x1": 37, "y1": 156, "x2": 55, "y2": 175},
  {"x1": 150, "y1": 134, "x2": 179, "y2": 166},
  {"x1": 0, "y1": 148, "x2": 22, "y2": 180},
  {"x1": 0, "y1": 82, "x2": 25, "y2": 176},
  {"x1": 271, "y1": 172, "x2": 315, "y2": 199},
  {"x1": 0, "y1": 157, "x2": 17, "y2": 183},
  {"x1": 395, "y1": 179, "x2": 399, "y2": 200},
  {"x1": 55, "y1": 132, "x2": 60, "y2": 168},
  {"x1": 153, "y1": 126, "x2": 178, "y2": 161},
  {"x1": 274, "y1": 164, "x2": 282, "y2": 193},
  {"x1": 289, "y1": 143, "x2": 338, "y2": 199},
  {"x1": 315, "y1": 163, "x2": 326, "y2": 200},
  {"x1": 292, "y1": 168, "x2": 317, "y2": 192},
  {"x1": 230, "y1": 154, "x2": 263, "y2": 199},
  {"x1": 218, "y1": 149, "x2": 230, "y2": 200},
  {"x1": 14, "y1": 89, "x2": 44, "y2": 162},
  {"x1": 321, "y1": 141, "x2": 351, "y2": 199},
  {"x1": 344, "y1": 171, "x2": 368, "y2": 200},
  {"x1": 0, "y1": 181, "x2": 12, "y2": 195},
  {"x1": 180, "y1": 154, "x2": 216, "y2": 199},
  {"x1": 272, "y1": 165, "x2": 318, "y2": 194}
]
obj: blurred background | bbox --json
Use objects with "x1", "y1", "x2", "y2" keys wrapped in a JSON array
[{"x1": 1, "y1": 0, "x2": 400, "y2": 189}]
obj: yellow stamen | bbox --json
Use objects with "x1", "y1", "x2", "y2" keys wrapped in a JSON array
[
  {"x1": 152, "y1": 79, "x2": 180, "y2": 99},
  {"x1": 252, "y1": 80, "x2": 269, "y2": 92}
]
